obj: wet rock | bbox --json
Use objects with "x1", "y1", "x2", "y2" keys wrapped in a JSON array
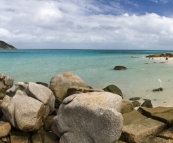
[
  {"x1": 141, "y1": 99, "x2": 153, "y2": 108},
  {"x1": 103, "y1": 84, "x2": 123, "y2": 98},
  {"x1": 52, "y1": 92, "x2": 123, "y2": 143},
  {"x1": 114, "y1": 66, "x2": 127, "y2": 70}
]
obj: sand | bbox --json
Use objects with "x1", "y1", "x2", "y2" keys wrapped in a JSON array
[{"x1": 144, "y1": 57, "x2": 173, "y2": 107}]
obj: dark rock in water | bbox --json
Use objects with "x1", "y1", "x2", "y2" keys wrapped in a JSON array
[
  {"x1": 145, "y1": 63, "x2": 149, "y2": 64},
  {"x1": 132, "y1": 100, "x2": 141, "y2": 107},
  {"x1": 160, "y1": 62, "x2": 165, "y2": 63},
  {"x1": 138, "y1": 99, "x2": 153, "y2": 113},
  {"x1": 129, "y1": 97, "x2": 140, "y2": 101},
  {"x1": 141, "y1": 99, "x2": 153, "y2": 108},
  {"x1": 103, "y1": 84, "x2": 123, "y2": 98},
  {"x1": 36, "y1": 82, "x2": 48, "y2": 87},
  {"x1": 114, "y1": 66, "x2": 127, "y2": 70},
  {"x1": 0, "y1": 40, "x2": 17, "y2": 50},
  {"x1": 153, "y1": 87, "x2": 163, "y2": 92}
]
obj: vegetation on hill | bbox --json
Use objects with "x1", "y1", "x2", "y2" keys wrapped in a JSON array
[{"x1": 0, "y1": 40, "x2": 17, "y2": 50}]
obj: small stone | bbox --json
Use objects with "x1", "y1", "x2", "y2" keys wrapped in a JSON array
[
  {"x1": 114, "y1": 66, "x2": 127, "y2": 70},
  {"x1": 131, "y1": 100, "x2": 141, "y2": 107},
  {"x1": 0, "y1": 121, "x2": 11, "y2": 138},
  {"x1": 129, "y1": 97, "x2": 140, "y2": 101}
]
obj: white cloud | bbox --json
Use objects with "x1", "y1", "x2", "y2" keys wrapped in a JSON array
[{"x1": 0, "y1": 0, "x2": 173, "y2": 49}]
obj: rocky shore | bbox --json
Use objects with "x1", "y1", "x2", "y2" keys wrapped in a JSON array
[{"x1": 0, "y1": 72, "x2": 173, "y2": 143}]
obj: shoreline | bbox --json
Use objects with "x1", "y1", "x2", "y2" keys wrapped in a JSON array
[{"x1": 143, "y1": 56, "x2": 173, "y2": 107}]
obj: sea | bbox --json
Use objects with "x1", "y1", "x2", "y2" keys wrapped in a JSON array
[{"x1": 1, "y1": 49, "x2": 173, "y2": 106}]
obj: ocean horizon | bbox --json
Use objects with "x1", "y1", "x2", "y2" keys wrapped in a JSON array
[{"x1": 1, "y1": 49, "x2": 173, "y2": 106}]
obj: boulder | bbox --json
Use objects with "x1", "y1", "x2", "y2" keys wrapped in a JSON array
[
  {"x1": 121, "y1": 118, "x2": 166, "y2": 143},
  {"x1": 122, "y1": 110, "x2": 147, "y2": 125},
  {"x1": 50, "y1": 72, "x2": 89, "y2": 102},
  {"x1": 103, "y1": 84, "x2": 123, "y2": 98},
  {"x1": 0, "y1": 121, "x2": 11, "y2": 138},
  {"x1": 6, "y1": 82, "x2": 55, "y2": 115},
  {"x1": 121, "y1": 101, "x2": 134, "y2": 114},
  {"x1": 114, "y1": 66, "x2": 127, "y2": 70},
  {"x1": 138, "y1": 106, "x2": 173, "y2": 126},
  {"x1": 52, "y1": 92, "x2": 123, "y2": 143},
  {"x1": 1, "y1": 90, "x2": 46, "y2": 132},
  {"x1": 0, "y1": 74, "x2": 13, "y2": 99}
]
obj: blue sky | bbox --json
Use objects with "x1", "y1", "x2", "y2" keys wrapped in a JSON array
[{"x1": 0, "y1": 0, "x2": 173, "y2": 49}]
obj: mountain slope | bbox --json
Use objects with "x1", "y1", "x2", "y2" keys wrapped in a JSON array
[{"x1": 0, "y1": 41, "x2": 17, "y2": 50}]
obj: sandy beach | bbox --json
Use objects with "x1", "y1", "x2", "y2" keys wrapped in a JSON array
[{"x1": 144, "y1": 56, "x2": 173, "y2": 107}]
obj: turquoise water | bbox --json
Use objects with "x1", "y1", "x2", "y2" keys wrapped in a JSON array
[{"x1": 1, "y1": 49, "x2": 173, "y2": 106}]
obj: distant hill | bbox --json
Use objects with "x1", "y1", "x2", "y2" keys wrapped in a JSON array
[{"x1": 0, "y1": 40, "x2": 17, "y2": 50}]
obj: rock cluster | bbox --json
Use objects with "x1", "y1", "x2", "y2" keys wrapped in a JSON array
[
  {"x1": 1, "y1": 72, "x2": 172, "y2": 143},
  {"x1": 0, "y1": 72, "x2": 124, "y2": 143},
  {"x1": 146, "y1": 52, "x2": 173, "y2": 58},
  {"x1": 120, "y1": 100, "x2": 173, "y2": 143}
]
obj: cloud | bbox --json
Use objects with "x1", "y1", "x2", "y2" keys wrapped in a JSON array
[
  {"x1": 0, "y1": 0, "x2": 173, "y2": 49},
  {"x1": 150, "y1": 0, "x2": 171, "y2": 3}
]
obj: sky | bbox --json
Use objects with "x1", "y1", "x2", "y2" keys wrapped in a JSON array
[{"x1": 1, "y1": 0, "x2": 173, "y2": 49}]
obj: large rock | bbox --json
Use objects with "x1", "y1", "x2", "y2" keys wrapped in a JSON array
[
  {"x1": 0, "y1": 74, "x2": 13, "y2": 99},
  {"x1": 6, "y1": 82, "x2": 55, "y2": 115},
  {"x1": 52, "y1": 92, "x2": 123, "y2": 143},
  {"x1": 121, "y1": 118, "x2": 166, "y2": 143},
  {"x1": 50, "y1": 72, "x2": 89, "y2": 102},
  {"x1": 103, "y1": 84, "x2": 123, "y2": 98},
  {"x1": 1, "y1": 90, "x2": 46, "y2": 132},
  {"x1": 139, "y1": 106, "x2": 173, "y2": 126}
]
